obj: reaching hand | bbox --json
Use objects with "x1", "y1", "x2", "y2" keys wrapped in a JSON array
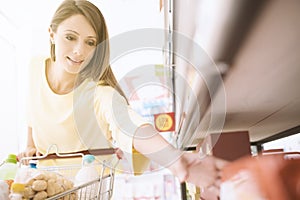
[
  {"x1": 188, "y1": 155, "x2": 228, "y2": 200},
  {"x1": 169, "y1": 152, "x2": 228, "y2": 199}
]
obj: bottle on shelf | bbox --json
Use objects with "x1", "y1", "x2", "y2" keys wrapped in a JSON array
[{"x1": 0, "y1": 154, "x2": 18, "y2": 181}]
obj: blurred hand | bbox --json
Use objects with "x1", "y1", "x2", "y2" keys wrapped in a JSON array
[
  {"x1": 115, "y1": 148, "x2": 124, "y2": 159},
  {"x1": 188, "y1": 155, "x2": 227, "y2": 186},
  {"x1": 169, "y1": 152, "x2": 228, "y2": 199},
  {"x1": 17, "y1": 146, "x2": 42, "y2": 165}
]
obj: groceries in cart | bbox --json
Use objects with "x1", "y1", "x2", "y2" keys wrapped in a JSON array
[
  {"x1": 0, "y1": 154, "x2": 18, "y2": 200},
  {"x1": 0, "y1": 154, "x2": 18, "y2": 189},
  {"x1": 0, "y1": 151, "x2": 76, "y2": 199},
  {"x1": 10, "y1": 167, "x2": 76, "y2": 200},
  {"x1": 0, "y1": 145, "x2": 117, "y2": 200}
]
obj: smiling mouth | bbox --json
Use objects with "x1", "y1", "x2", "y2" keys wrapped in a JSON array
[{"x1": 67, "y1": 57, "x2": 84, "y2": 65}]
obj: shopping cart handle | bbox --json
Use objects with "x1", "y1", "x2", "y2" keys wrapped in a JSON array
[
  {"x1": 82, "y1": 148, "x2": 117, "y2": 156},
  {"x1": 39, "y1": 148, "x2": 117, "y2": 160}
]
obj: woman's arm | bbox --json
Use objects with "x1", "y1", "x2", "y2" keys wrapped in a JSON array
[
  {"x1": 17, "y1": 127, "x2": 40, "y2": 164},
  {"x1": 133, "y1": 124, "x2": 182, "y2": 167},
  {"x1": 26, "y1": 127, "x2": 35, "y2": 149},
  {"x1": 133, "y1": 124, "x2": 189, "y2": 180},
  {"x1": 133, "y1": 124, "x2": 228, "y2": 192}
]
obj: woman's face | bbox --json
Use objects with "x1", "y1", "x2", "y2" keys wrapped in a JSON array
[{"x1": 50, "y1": 14, "x2": 97, "y2": 75}]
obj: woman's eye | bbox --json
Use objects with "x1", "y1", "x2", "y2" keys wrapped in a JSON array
[
  {"x1": 87, "y1": 40, "x2": 96, "y2": 46},
  {"x1": 66, "y1": 35, "x2": 75, "y2": 41}
]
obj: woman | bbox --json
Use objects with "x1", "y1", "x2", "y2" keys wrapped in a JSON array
[{"x1": 18, "y1": 0, "x2": 226, "y2": 197}]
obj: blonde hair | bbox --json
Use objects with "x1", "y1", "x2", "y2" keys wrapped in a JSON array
[{"x1": 50, "y1": 0, "x2": 127, "y2": 101}]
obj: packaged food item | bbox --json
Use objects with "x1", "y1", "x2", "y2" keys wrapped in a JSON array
[
  {"x1": 11, "y1": 165, "x2": 76, "y2": 199},
  {"x1": 0, "y1": 154, "x2": 18, "y2": 181},
  {"x1": 0, "y1": 180, "x2": 9, "y2": 200},
  {"x1": 10, "y1": 183, "x2": 25, "y2": 200}
]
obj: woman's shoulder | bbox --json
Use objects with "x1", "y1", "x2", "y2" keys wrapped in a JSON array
[
  {"x1": 94, "y1": 84, "x2": 126, "y2": 103},
  {"x1": 28, "y1": 56, "x2": 49, "y2": 72},
  {"x1": 29, "y1": 56, "x2": 49, "y2": 66},
  {"x1": 27, "y1": 56, "x2": 49, "y2": 83}
]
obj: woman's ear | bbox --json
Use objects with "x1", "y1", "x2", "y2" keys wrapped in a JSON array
[{"x1": 48, "y1": 27, "x2": 55, "y2": 43}]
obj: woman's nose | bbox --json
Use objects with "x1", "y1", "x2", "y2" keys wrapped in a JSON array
[{"x1": 73, "y1": 42, "x2": 84, "y2": 55}]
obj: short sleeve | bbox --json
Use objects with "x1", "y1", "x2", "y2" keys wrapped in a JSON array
[
  {"x1": 26, "y1": 56, "x2": 47, "y2": 127},
  {"x1": 94, "y1": 86, "x2": 151, "y2": 174}
]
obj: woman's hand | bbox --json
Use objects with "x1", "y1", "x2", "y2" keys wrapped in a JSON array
[
  {"x1": 17, "y1": 146, "x2": 42, "y2": 165},
  {"x1": 115, "y1": 148, "x2": 124, "y2": 159},
  {"x1": 168, "y1": 152, "x2": 228, "y2": 199}
]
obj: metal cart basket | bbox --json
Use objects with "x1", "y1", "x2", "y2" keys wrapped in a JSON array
[{"x1": 20, "y1": 145, "x2": 118, "y2": 200}]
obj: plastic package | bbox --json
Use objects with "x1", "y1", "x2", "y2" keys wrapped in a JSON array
[
  {"x1": 13, "y1": 165, "x2": 39, "y2": 185},
  {"x1": 12, "y1": 163, "x2": 76, "y2": 199},
  {"x1": 0, "y1": 180, "x2": 9, "y2": 200},
  {"x1": 0, "y1": 154, "x2": 18, "y2": 181}
]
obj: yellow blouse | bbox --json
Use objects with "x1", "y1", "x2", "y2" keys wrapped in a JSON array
[{"x1": 27, "y1": 57, "x2": 150, "y2": 174}]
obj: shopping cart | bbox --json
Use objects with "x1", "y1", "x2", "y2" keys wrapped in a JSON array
[{"x1": 19, "y1": 144, "x2": 118, "y2": 200}]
